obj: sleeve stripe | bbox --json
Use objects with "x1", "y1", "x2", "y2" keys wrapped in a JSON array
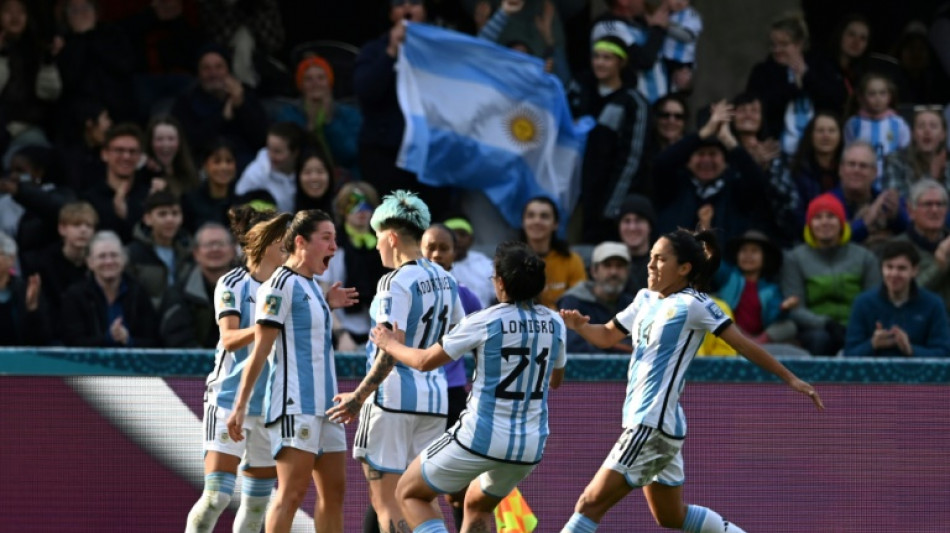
[
  {"x1": 713, "y1": 318, "x2": 733, "y2": 337},
  {"x1": 612, "y1": 317, "x2": 630, "y2": 335},
  {"x1": 256, "y1": 319, "x2": 282, "y2": 329},
  {"x1": 217, "y1": 310, "x2": 240, "y2": 319}
]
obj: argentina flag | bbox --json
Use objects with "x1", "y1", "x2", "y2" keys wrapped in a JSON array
[{"x1": 396, "y1": 23, "x2": 595, "y2": 229}]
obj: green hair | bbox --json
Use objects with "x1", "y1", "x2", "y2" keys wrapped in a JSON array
[{"x1": 370, "y1": 190, "x2": 431, "y2": 240}]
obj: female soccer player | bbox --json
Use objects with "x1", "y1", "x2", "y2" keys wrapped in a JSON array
[
  {"x1": 226, "y1": 209, "x2": 356, "y2": 533},
  {"x1": 186, "y1": 206, "x2": 287, "y2": 533},
  {"x1": 370, "y1": 240, "x2": 567, "y2": 533},
  {"x1": 559, "y1": 229, "x2": 824, "y2": 533},
  {"x1": 326, "y1": 191, "x2": 464, "y2": 533}
]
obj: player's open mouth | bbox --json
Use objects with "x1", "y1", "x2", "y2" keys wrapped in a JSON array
[{"x1": 323, "y1": 255, "x2": 332, "y2": 267}]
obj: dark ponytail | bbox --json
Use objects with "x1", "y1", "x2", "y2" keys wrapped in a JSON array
[
  {"x1": 493, "y1": 241, "x2": 546, "y2": 303},
  {"x1": 663, "y1": 228, "x2": 721, "y2": 293},
  {"x1": 285, "y1": 209, "x2": 335, "y2": 253}
]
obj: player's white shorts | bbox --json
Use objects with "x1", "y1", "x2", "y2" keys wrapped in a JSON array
[
  {"x1": 268, "y1": 414, "x2": 347, "y2": 458},
  {"x1": 203, "y1": 404, "x2": 275, "y2": 468},
  {"x1": 603, "y1": 425, "x2": 685, "y2": 488},
  {"x1": 419, "y1": 434, "x2": 536, "y2": 499},
  {"x1": 353, "y1": 402, "x2": 445, "y2": 474}
]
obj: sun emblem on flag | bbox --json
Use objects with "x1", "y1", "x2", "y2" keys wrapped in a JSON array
[{"x1": 505, "y1": 107, "x2": 544, "y2": 149}]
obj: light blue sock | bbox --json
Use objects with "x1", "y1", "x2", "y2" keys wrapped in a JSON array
[
  {"x1": 413, "y1": 518, "x2": 449, "y2": 533},
  {"x1": 233, "y1": 477, "x2": 275, "y2": 533},
  {"x1": 562, "y1": 512, "x2": 598, "y2": 533},
  {"x1": 185, "y1": 472, "x2": 236, "y2": 533},
  {"x1": 683, "y1": 505, "x2": 746, "y2": 533}
]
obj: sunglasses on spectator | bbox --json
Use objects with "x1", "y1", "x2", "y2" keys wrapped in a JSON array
[{"x1": 658, "y1": 112, "x2": 685, "y2": 120}]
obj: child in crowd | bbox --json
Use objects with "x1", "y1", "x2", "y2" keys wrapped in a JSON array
[
  {"x1": 844, "y1": 73, "x2": 911, "y2": 186},
  {"x1": 125, "y1": 190, "x2": 192, "y2": 309},
  {"x1": 662, "y1": 0, "x2": 703, "y2": 94}
]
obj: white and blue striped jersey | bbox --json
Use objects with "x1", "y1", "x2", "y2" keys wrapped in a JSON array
[
  {"x1": 844, "y1": 112, "x2": 911, "y2": 184},
  {"x1": 205, "y1": 267, "x2": 270, "y2": 416},
  {"x1": 256, "y1": 266, "x2": 338, "y2": 424},
  {"x1": 442, "y1": 302, "x2": 567, "y2": 465},
  {"x1": 612, "y1": 288, "x2": 731, "y2": 438},
  {"x1": 662, "y1": 7, "x2": 702, "y2": 64},
  {"x1": 630, "y1": 25, "x2": 668, "y2": 103},
  {"x1": 781, "y1": 72, "x2": 814, "y2": 156},
  {"x1": 367, "y1": 258, "x2": 464, "y2": 415}
]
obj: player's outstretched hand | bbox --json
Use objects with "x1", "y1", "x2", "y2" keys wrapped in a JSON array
[
  {"x1": 558, "y1": 309, "x2": 590, "y2": 331},
  {"x1": 326, "y1": 392, "x2": 362, "y2": 424},
  {"x1": 790, "y1": 378, "x2": 824, "y2": 410},
  {"x1": 326, "y1": 281, "x2": 359, "y2": 309},
  {"x1": 226, "y1": 409, "x2": 246, "y2": 442}
]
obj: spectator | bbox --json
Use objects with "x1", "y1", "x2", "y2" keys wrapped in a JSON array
[
  {"x1": 443, "y1": 214, "x2": 495, "y2": 307},
  {"x1": 891, "y1": 21, "x2": 950, "y2": 106},
  {"x1": 777, "y1": 110, "x2": 844, "y2": 229},
  {"x1": 142, "y1": 115, "x2": 198, "y2": 195},
  {"x1": 234, "y1": 121, "x2": 304, "y2": 213},
  {"x1": 831, "y1": 141, "x2": 909, "y2": 247},
  {"x1": 568, "y1": 35, "x2": 649, "y2": 243},
  {"x1": 519, "y1": 196, "x2": 586, "y2": 309},
  {"x1": 830, "y1": 13, "x2": 905, "y2": 99},
  {"x1": 730, "y1": 92, "x2": 799, "y2": 246},
  {"x1": 61, "y1": 230, "x2": 159, "y2": 347},
  {"x1": 590, "y1": 0, "x2": 670, "y2": 104},
  {"x1": 616, "y1": 194, "x2": 654, "y2": 294},
  {"x1": 745, "y1": 12, "x2": 847, "y2": 156},
  {"x1": 843, "y1": 73, "x2": 911, "y2": 184},
  {"x1": 125, "y1": 190, "x2": 192, "y2": 309},
  {"x1": 844, "y1": 239, "x2": 950, "y2": 357},
  {"x1": 196, "y1": 0, "x2": 285, "y2": 92},
  {"x1": 354, "y1": 0, "x2": 452, "y2": 220},
  {"x1": 170, "y1": 43, "x2": 268, "y2": 169},
  {"x1": 81, "y1": 123, "x2": 152, "y2": 243},
  {"x1": 781, "y1": 193, "x2": 880, "y2": 355},
  {"x1": 58, "y1": 100, "x2": 110, "y2": 192},
  {"x1": 20, "y1": 201, "x2": 96, "y2": 342},
  {"x1": 556, "y1": 241, "x2": 633, "y2": 354},
  {"x1": 158, "y1": 222, "x2": 237, "y2": 348},
  {"x1": 885, "y1": 108, "x2": 949, "y2": 199},
  {"x1": 652, "y1": 100, "x2": 772, "y2": 244},
  {"x1": 661, "y1": 0, "x2": 703, "y2": 94},
  {"x1": 321, "y1": 181, "x2": 386, "y2": 351},
  {"x1": 181, "y1": 138, "x2": 238, "y2": 233},
  {"x1": 0, "y1": 230, "x2": 49, "y2": 346},
  {"x1": 122, "y1": 0, "x2": 203, "y2": 119},
  {"x1": 56, "y1": 0, "x2": 136, "y2": 124},
  {"x1": 275, "y1": 55, "x2": 362, "y2": 181},
  {"x1": 893, "y1": 179, "x2": 950, "y2": 315},
  {"x1": 0, "y1": 0, "x2": 62, "y2": 164},
  {"x1": 0, "y1": 145, "x2": 75, "y2": 255},
  {"x1": 714, "y1": 229, "x2": 798, "y2": 347},
  {"x1": 641, "y1": 93, "x2": 688, "y2": 185},
  {"x1": 476, "y1": 0, "x2": 571, "y2": 85},
  {"x1": 294, "y1": 148, "x2": 336, "y2": 214}
]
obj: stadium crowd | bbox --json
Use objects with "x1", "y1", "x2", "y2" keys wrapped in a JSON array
[{"x1": 0, "y1": 0, "x2": 949, "y2": 357}]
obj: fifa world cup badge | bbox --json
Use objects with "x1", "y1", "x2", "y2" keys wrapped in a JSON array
[
  {"x1": 264, "y1": 295, "x2": 282, "y2": 315},
  {"x1": 221, "y1": 290, "x2": 235, "y2": 308}
]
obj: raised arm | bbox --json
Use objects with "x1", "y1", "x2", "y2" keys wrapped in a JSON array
[
  {"x1": 719, "y1": 324, "x2": 824, "y2": 410},
  {"x1": 558, "y1": 309, "x2": 628, "y2": 349}
]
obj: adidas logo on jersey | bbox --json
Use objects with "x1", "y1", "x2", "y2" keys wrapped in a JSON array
[{"x1": 287, "y1": 398, "x2": 295, "y2": 405}]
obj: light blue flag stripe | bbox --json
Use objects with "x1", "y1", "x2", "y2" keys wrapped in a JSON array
[{"x1": 396, "y1": 22, "x2": 594, "y2": 230}]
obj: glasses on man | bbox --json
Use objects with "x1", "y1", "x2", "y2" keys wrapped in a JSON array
[
  {"x1": 916, "y1": 200, "x2": 948, "y2": 210},
  {"x1": 198, "y1": 240, "x2": 230, "y2": 250},
  {"x1": 842, "y1": 160, "x2": 875, "y2": 170}
]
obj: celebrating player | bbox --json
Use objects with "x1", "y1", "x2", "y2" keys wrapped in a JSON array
[
  {"x1": 559, "y1": 228, "x2": 824, "y2": 533},
  {"x1": 226, "y1": 209, "x2": 357, "y2": 533},
  {"x1": 185, "y1": 206, "x2": 286, "y2": 533},
  {"x1": 370, "y1": 240, "x2": 566, "y2": 533},
  {"x1": 326, "y1": 191, "x2": 464, "y2": 533}
]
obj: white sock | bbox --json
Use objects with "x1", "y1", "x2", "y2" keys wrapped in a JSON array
[
  {"x1": 233, "y1": 477, "x2": 275, "y2": 533},
  {"x1": 186, "y1": 472, "x2": 236, "y2": 533},
  {"x1": 682, "y1": 505, "x2": 746, "y2": 533}
]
